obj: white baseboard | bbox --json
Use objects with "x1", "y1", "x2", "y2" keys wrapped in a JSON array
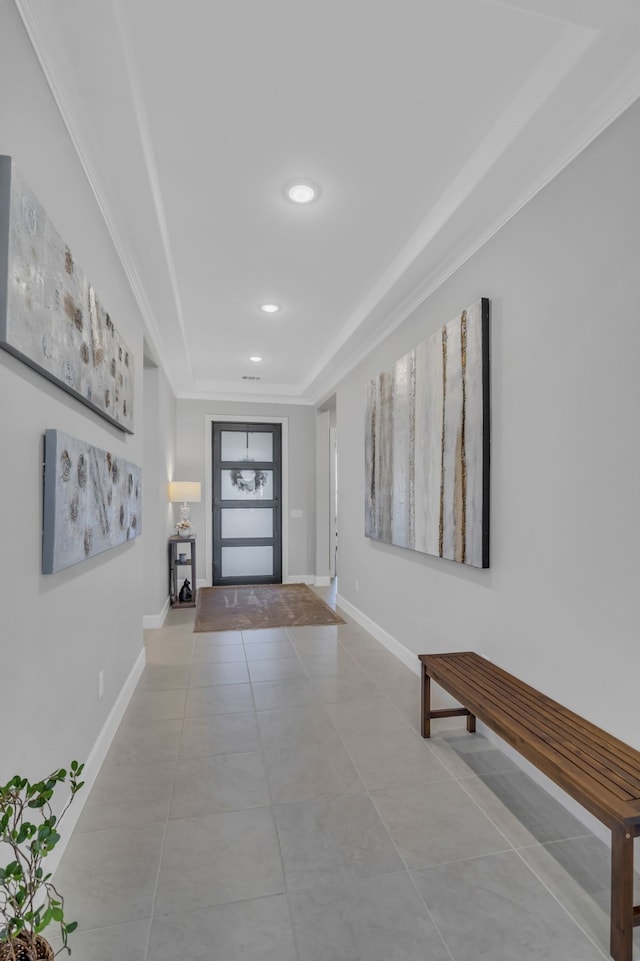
[
  {"x1": 51, "y1": 648, "x2": 146, "y2": 875},
  {"x1": 336, "y1": 593, "x2": 420, "y2": 676},
  {"x1": 143, "y1": 596, "x2": 170, "y2": 629},
  {"x1": 284, "y1": 573, "x2": 315, "y2": 585},
  {"x1": 314, "y1": 575, "x2": 331, "y2": 587}
]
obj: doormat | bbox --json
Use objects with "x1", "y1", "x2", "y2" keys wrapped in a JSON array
[{"x1": 194, "y1": 583, "x2": 345, "y2": 633}]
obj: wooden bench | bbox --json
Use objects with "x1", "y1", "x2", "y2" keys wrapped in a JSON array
[{"x1": 419, "y1": 651, "x2": 640, "y2": 961}]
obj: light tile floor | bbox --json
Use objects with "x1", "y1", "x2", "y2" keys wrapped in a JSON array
[{"x1": 54, "y1": 590, "x2": 639, "y2": 960}]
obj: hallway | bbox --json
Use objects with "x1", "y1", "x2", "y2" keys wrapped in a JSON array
[{"x1": 53, "y1": 593, "x2": 633, "y2": 960}]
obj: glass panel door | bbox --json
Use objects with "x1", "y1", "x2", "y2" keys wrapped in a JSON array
[{"x1": 212, "y1": 422, "x2": 282, "y2": 585}]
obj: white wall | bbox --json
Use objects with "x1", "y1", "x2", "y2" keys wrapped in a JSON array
[
  {"x1": 143, "y1": 364, "x2": 177, "y2": 623},
  {"x1": 336, "y1": 96, "x2": 640, "y2": 752},
  {"x1": 176, "y1": 399, "x2": 317, "y2": 583},
  {"x1": 0, "y1": 1, "x2": 147, "y2": 785}
]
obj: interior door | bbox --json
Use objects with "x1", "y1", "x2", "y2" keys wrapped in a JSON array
[{"x1": 212, "y1": 422, "x2": 282, "y2": 585}]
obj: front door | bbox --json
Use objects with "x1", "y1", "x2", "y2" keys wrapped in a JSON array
[{"x1": 212, "y1": 422, "x2": 282, "y2": 585}]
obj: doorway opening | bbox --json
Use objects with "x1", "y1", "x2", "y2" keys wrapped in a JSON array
[{"x1": 330, "y1": 423, "x2": 338, "y2": 580}]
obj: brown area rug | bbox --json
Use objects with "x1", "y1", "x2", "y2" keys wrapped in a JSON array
[{"x1": 194, "y1": 583, "x2": 345, "y2": 633}]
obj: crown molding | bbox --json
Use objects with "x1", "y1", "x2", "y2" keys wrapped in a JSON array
[
  {"x1": 13, "y1": 0, "x2": 183, "y2": 398},
  {"x1": 111, "y1": 0, "x2": 195, "y2": 386},
  {"x1": 180, "y1": 388, "x2": 315, "y2": 407}
]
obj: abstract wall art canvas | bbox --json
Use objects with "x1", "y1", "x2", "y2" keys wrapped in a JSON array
[
  {"x1": 365, "y1": 298, "x2": 490, "y2": 568},
  {"x1": 0, "y1": 156, "x2": 134, "y2": 433},
  {"x1": 42, "y1": 429, "x2": 142, "y2": 574}
]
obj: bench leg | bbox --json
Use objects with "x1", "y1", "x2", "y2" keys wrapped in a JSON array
[
  {"x1": 420, "y1": 663, "x2": 476, "y2": 737},
  {"x1": 610, "y1": 824, "x2": 634, "y2": 961},
  {"x1": 421, "y1": 664, "x2": 431, "y2": 738}
]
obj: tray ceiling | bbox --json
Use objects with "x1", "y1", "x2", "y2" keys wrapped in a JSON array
[{"x1": 14, "y1": 0, "x2": 640, "y2": 403}]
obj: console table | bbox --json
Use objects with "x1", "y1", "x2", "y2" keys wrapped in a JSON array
[{"x1": 168, "y1": 535, "x2": 196, "y2": 608}]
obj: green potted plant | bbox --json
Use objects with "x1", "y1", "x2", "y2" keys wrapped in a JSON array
[{"x1": 0, "y1": 762, "x2": 84, "y2": 960}]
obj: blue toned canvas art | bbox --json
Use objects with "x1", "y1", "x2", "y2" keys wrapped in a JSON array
[{"x1": 42, "y1": 430, "x2": 142, "y2": 574}]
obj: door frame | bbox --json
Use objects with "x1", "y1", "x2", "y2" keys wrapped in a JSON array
[
  {"x1": 203, "y1": 415, "x2": 289, "y2": 588},
  {"x1": 329, "y1": 425, "x2": 338, "y2": 578},
  {"x1": 212, "y1": 421, "x2": 282, "y2": 585}
]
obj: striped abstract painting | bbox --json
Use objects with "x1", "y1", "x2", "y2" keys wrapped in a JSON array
[{"x1": 365, "y1": 298, "x2": 489, "y2": 569}]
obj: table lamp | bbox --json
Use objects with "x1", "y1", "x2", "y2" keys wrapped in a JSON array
[{"x1": 169, "y1": 481, "x2": 202, "y2": 530}]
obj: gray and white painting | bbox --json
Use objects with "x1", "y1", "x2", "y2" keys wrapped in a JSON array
[
  {"x1": 365, "y1": 298, "x2": 489, "y2": 569},
  {"x1": 42, "y1": 429, "x2": 142, "y2": 574},
  {"x1": 0, "y1": 156, "x2": 134, "y2": 433}
]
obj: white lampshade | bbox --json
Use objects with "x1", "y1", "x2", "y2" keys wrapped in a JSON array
[{"x1": 169, "y1": 481, "x2": 201, "y2": 503}]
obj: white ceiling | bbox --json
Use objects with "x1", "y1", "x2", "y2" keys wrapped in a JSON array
[{"x1": 14, "y1": 0, "x2": 640, "y2": 404}]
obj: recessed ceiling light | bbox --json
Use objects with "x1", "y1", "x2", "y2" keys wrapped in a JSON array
[
  {"x1": 260, "y1": 303, "x2": 280, "y2": 314},
  {"x1": 284, "y1": 179, "x2": 321, "y2": 205},
  {"x1": 249, "y1": 355, "x2": 263, "y2": 363}
]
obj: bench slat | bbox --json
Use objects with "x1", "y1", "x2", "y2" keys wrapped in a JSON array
[
  {"x1": 421, "y1": 653, "x2": 640, "y2": 827},
  {"x1": 454, "y1": 654, "x2": 640, "y2": 782},
  {"x1": 448, "y1": 667, "x2": 635, "y2": 803},
  {"x1": 424, "y1": 652, "x2": 640, "y2": 789},
  {"x1": 424, "y1": 654, "x2": 636, "y2": 814},
  {"x1": 443, "y1": 656, "x2": 640, "y2": 799}
]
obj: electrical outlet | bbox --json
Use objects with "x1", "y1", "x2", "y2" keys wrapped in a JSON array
[
  {"x1": 355, "y1": 578, "x2": 359, "y2": 592},
  {"x1": 97, "y1": 669, "x2": 104, "y2": 700}
]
